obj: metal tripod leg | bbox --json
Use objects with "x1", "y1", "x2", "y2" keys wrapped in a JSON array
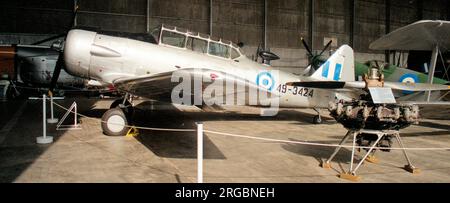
[
  {"x1": 349, "y1": 131, "x2": 358, "y2": 173},
  {"x1": 350, "y1": 132, "x2": 384, "y2": 175},
  {"x1": 322, "y1": 130, "x2": 354, "y2": 168},
  {"x1": 394, "y1": 133, "x2": 420, "y2": 174},
  {"x1": 338, "y1": 131, "x2": 362, "y2": 182}
]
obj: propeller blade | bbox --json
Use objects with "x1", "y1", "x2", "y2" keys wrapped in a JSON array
[
  {"x1": 70, "y1": 4, "x2": 79, "y2": 28},
  {"x1": 48, "y1": 52, "x2": 64, "y2": 94},
  {"x1": 384, "y1": 82, "x2": 450, "y2": 91},
  {"x1": 31, "y1": 33, "x2": 66, "y2": 46},
  {"x1": 318, "y1": 40, "x2": 332, "y2": 56},
  {"x1": 302, "y1": 65, "x2": 312, "y2": 75},
  {"x1": 31, "y1": 4, "x2": 77, "y2": 46},
  {"x1": 301, "y1": 37, "x2": 313, "y2": 56}
]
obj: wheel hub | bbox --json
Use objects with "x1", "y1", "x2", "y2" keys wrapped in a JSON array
[{"x1": 107, "y1": 115, "x2": 126, "y2": 132}]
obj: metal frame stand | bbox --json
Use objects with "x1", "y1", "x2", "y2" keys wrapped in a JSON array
[
  {"x1": 37, "y1": 94, "x2": 53, "y2": 144},
  {"x1": 197, "y1": 122, "x2": 204, "y2": 183},
  {"x1": 321, "y1": 129, "x2": 420, "y2": 181},
  {"x1": 56, "y1": 101, "x2": 82, "y2": 130},
  {"x1": 47, "y1": 95, "x2": 59, "y2": 124}
]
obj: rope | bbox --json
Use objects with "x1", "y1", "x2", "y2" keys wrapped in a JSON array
[
  {"x1": 52, "y1": 101, "x2": 195, "y2": 132},
  {"x1": 203, "y1": 130, "x2": 450, "y2": 151},
  {"x1": 11, "y1": 85, "x2": 116, "y2": 93},
  {"x1": 50, "y1": 99, "x2": 450, "y2": 151}
]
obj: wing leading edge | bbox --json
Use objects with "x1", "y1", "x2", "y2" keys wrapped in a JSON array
[{"x1": 113, "y1": 68, "x2": 277, "y2": 105}]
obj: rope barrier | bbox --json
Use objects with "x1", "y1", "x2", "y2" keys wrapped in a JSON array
[
  {"x1": 50, "y1": 99, "x2": 450, "y2": 151},
  {"x1": 52, "y1": 100, "x2": 195, "y2": 132},
  {"x1": 203, "y1": 129, "x2": 450, "y2": 151},
  {"x1": 11, "y1": 84, "x2": 117, "y2": 93}
]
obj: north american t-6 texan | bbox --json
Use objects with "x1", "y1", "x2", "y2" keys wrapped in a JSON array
[{"x1": 53, "y1": 23, "x2": 450, "y2": 137}]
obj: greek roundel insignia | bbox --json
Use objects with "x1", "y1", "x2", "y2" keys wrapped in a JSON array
[{"x1": 256, "y1": 72, "x2": 275, "y2": 91}]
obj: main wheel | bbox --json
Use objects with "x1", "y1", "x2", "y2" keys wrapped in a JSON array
[
  {"x1": 313, "y1": 115, "x2": 322, "y2": 124},
  {"x1": 101, "y1": 108, "x2": 130, "y2": 136}
]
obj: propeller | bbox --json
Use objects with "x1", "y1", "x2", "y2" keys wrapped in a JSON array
[
  {"x1": 301, "y1": 37, "x2": 333, "y2": 75},
  {"x1": 46, "y1": 4, "x2": 79, "y2": 96},
  {"x1": 31, "y1": 6, "x2": 79, "y2": 46},
  {"x1": 319, "y1": 40, "x2": 333, "y2": 57},
  {"x1": 31, "y1": 33, "x2": 67, "y2": 46},
  {"x1": 48, "y1": 51, "x2": 65, "y2": 96},
  {"x1": 301, "y1": 37, "x2": 313, "y2": 57}
]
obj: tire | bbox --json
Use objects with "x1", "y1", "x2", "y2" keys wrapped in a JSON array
[
  {"x1": 313, "y1": 115, "x2": 322, "y2": 124},
  {"x1": 101, "y1": 108, "x2": 130, "y2": 136}
]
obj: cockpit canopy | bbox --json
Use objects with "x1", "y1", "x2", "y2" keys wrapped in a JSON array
[{"x1": 151, "y1": 25, "x2": 243, "y2": 60}]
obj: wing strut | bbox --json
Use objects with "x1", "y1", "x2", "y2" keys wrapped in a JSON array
[{"x1": 427, "y1": 45, "x2": 439, "y2": 102}]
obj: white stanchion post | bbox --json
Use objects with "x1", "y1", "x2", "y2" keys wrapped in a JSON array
[
  {"x1": 47, "y1": 94, "x2": 58, "y2": 124},
  {"x1": 37, "y1": 94, "x2": 53, "y2": 144},
  {"x1": 197, "y1": 122, "x2": 203, "y2": 183}
]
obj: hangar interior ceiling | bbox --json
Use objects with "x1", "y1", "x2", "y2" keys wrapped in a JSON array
[{"x1": 0, "y1": 0, "x2": 448, "y2": 73}]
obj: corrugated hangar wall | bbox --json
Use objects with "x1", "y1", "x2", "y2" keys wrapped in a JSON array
[{"x1": 0, "y1": 0, "x2": 448, "y2": 72}]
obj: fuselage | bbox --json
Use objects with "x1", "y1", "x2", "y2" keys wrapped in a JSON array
[
  {"x1": 16, "y1": 45, "x2": 85, "y2": 87},
  {"x1": 64, "y1": 28, "x2": 340, "y2": 108}
]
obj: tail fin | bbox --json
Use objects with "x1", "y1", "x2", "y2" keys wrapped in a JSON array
[{"x1": 311, "y1": 45, "x2": 355, "y2": 82}]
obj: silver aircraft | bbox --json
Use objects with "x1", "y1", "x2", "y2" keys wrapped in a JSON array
[{"x1": 60, "y1": 25, "x2": 450, "y2": 136}]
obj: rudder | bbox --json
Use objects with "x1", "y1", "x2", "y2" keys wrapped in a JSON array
[{"x1": 311, "y1": 45, "x2": 355, "y2": 82}]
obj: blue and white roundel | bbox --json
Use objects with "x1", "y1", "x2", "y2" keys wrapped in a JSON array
[
  {"x1": 399, "y1": 73, "x2": 418, "y2": 94},
  {"x1": 256, "y1": 72, "x2": 275, "y2": 91},
  {"x1": 399, "y1": 73, "x2": 418, "y2": 84}
]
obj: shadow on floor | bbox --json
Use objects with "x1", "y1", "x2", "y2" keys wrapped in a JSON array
[{"x1": 0, "y1": 97, "x2": 99, "y2": 182}]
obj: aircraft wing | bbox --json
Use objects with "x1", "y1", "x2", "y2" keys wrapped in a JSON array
[
  {"x1": 370, "y1": 20, "x2": 450, "y2": 51},
  {"x1": 113, "y1": 68, "x2": 276, "y2": 104},
  {"x1": 113, "y1": 71, "x2": 177, "y2": 102},
  {"x1": 399, "y1": 101, "x2": 450, "y2": 105},
  {"x1": 397, "y1": 91, "x2": 450, "y2": 106}
]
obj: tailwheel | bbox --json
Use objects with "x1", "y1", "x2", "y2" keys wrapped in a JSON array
[
  {"x1": 101, "y1": 108, "x2": 130, "y2": 136},
  {"x1": 313, "y1": 108, "x2": 323, "y2": 124},
  {"x1": 313, "y1": 115, "x2": 322, "y2": 124}
]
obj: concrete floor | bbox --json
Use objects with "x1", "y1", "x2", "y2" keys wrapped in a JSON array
[{"x1": 0, "y1": 97, "x2": 450, "y2": 183}]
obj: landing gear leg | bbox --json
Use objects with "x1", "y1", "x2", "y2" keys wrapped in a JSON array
[
  {"x1": 313, "y1": 108, "x2": 322, "y2": 124},
  {"x1": 110, "y1": 93, "x2": 134, "y2": 117}
]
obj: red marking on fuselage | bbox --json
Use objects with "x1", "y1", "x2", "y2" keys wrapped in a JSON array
[{"x1": 210, "y1": 73, "x2": 219, "y2": 81}]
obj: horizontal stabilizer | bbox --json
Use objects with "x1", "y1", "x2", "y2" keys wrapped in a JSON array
[{"x1": 286, "y1": 81, "x2": 450, "y2": 92}]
